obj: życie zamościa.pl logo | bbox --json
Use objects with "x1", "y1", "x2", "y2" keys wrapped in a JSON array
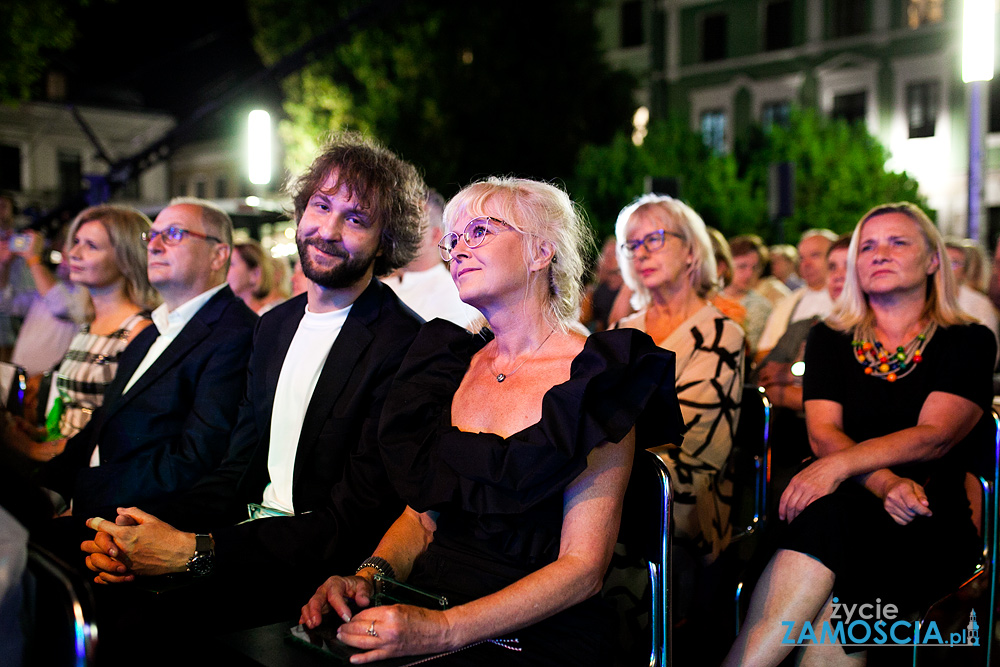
[{"x1": 780, "y1": 598, "x2": 980, "y2": 648}]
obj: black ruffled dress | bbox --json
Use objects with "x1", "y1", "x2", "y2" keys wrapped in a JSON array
[{"x1": 377, "y1": 319, "x2": 683, "y2": 665}]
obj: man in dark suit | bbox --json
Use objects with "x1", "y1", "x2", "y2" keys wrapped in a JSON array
[
  {"x1": 40, "y1": 199, "x2": 256, "y2": 520},
  {"x1": 81, "y1": 133, "x2": 426, "y2": 631}
]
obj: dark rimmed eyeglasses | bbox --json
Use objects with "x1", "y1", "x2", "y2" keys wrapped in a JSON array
[
  {"x1": 142, "y1": 226, "x2": 224, "y2": 246},
  {"x1": 620, "y1": 229, "x2": 684, "y2": 258},
  {"x1": 438, "y1": 216, "x2": 514, "y2": 262}
]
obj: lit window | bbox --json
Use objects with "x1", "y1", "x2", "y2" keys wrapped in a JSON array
[
  {"x1": 762, "y1": 101, "x2": 791, "y2": 129},
  {"x1": 906, "y1": 0, "x2": 943, "y2": 29},
  {"x1": 701, "y1": 110, "x2": 726, "y2": 153}
]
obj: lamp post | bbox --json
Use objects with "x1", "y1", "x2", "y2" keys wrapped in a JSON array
[
  {"x1": 963, "y1": 0, "x2": 995, "y2": 242},
  {"x1": 248, "y1": 110, "x2": 272, "y2": 186}
]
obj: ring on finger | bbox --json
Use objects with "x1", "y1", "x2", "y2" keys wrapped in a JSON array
[{"x1": 367, "y1": 620, "x2": 378, "y2": 637}]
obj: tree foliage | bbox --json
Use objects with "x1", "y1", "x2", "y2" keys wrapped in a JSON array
[
  {"x1": 0, "y1": 1, "x2": 83, "y2": 102},
  {"x1": 573, "y1": 109, "x2": 927, "y2": 243},
  {"x1": 248, "y1": 0, "x2": 636, "y2": 194}
]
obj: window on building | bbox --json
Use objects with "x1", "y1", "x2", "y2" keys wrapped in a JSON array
[
  {"x1": 831, "y1": 91, "x2": 867, "y2": 125},
  {"x1": 700, "y1": 110, "x2": 726, "y2": 154},
  {"x1": 57, "y1": 150, "x2": 82, "y2": 203},
  {"x1": 216, "y1": 176, "x2": 229, "y2": 199},
  {"x1": 762, "y1": 101, "x2": 792, "y2": 129},
  {"x1": 765, "y1": 0, "x2": 793, "y2": 51},
  {"x1": 702, "y1": 13, "x2": 728, "y2": 62},
  {"x1": 906, "y1": 0, "x2": 943, "y2": 29},
  {"x1": 0, "y1": 145, "x2": 21, "y2": 192},
  {"x1": 906, "y1": 81, "x2": 939, "y2": 138},
  {"x1": 620, "y1": 0, "x2": 644, "y2": 48},
  {"x1": 830, "y1": 0, "x2": 867, "y2": 38},
  {"x1": 195, "y1": 179, "x2": 207, "y2": 199}
]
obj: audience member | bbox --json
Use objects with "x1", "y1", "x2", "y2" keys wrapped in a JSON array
[
  {"x1": 724, "y1": 235, "x2": 775, "y2": 353},
  {"x1": 724, "y1": 203, "x2": 994, "y2": 666},
  {"x1": 36, "y1": 198, "x2": 256, "y2": 520},
  {"x1": 755, "y1": 229, "x2": 837, "y2": 363},
  {"x1": 81, "y1": 133, "x2": 425, "y2": 644},
  {"x1": 228, "y1": 239, "x2": 284, "y2": 314},
  {"x1": 613, "y1": 194, "x2": 745, "y2": 562},
  {"x1": 0, "y1": 196, "x2": 35, "y2": 363},
  {"x1": 756, "y1": 235, "x2": 851, "y2": 412},
  {"x1": 945, "y1": 237, "x2": 999, "y2": 345},
  {"x1": 299, "y1": 177, "x2": 681, "y2": 664},
  {"x1": 768, "y1": 243, "x2": 803, "y2": 290},
  {"x1": 8, "y1": 228, "x2": 90, "y2": 377},
  {"x1": 33, "y1": 206, "x2": 158, "y2": 445},
  {"x1": 579, "y1": 236, "x2": 624, "y2": 331},
  {"x1": 381, "y1": 188, "x2": 480, "y2": 327},
  {"x1": 705, "y1": 227, "x2": 748, "y2": 327}
]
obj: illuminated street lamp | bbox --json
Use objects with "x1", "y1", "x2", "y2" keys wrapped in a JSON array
[
  {"x1": 963, "y1": 0, "x2": 995, "y2": 241},
  {"x1": 248, "y1": 110, "x2": 272, "y2": 186}
]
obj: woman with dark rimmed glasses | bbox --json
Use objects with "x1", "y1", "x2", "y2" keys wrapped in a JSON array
[
  {"x1": 299, "y1": 177, "x2": 682, "y2": 664},
  {"x1": 612, "y1": 193, "x2": 745, "y2": 564}
]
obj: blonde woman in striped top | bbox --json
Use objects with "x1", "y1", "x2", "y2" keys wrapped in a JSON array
[{"x1": 51, "y1": 205, "x2": 159, "y2": 440}]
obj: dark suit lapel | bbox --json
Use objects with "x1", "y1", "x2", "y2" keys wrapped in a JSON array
[
  {"x1": 106, "y1": 286, "x2": 233, "y2": 416},
  {"x1": 291, "y1": 280, "x2": 380, "y2": 492},
  {"x1": 265, "y1": 294, "x2": 308, "y2": 416}
]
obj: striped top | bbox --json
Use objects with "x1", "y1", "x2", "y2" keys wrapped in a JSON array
[{"x1": 55, "y1": 311, "x2": 150, "y2": 438}]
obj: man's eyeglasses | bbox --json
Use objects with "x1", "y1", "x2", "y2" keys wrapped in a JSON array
[
  {"x1": 438, "y1": 216, "x2": 513, "y2": 262},
  {"x1": 620, "y1": 229, "x2": 684, "y2": 258},
  {"x1": 142, "y1": 226, "x2": 223, "y2": 246}
]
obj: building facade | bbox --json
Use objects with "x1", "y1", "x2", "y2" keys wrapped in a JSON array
[{"x1": 597, "y1": 0, "x2": 1000, "y2": 241}]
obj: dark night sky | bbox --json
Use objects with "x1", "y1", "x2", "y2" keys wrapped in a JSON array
[{"x1": 52, "y1": 0, "x2": 283, "y2": 141}]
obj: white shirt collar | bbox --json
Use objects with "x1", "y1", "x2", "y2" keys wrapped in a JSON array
[{"x1": 151, "y1": 283, "x2": 227, "y2": 336}]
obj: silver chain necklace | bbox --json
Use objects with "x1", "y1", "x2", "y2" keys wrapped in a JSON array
[{"x1": 488, "y1": 328, "x2": 556, "y2": 382}]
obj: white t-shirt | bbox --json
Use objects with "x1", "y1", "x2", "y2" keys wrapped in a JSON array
[
  {"x1": 757, "y1": 286, "x2": 834, "y2": 354},
  {"x1": 261, "y1": 303, "x2": 352, "y2": 514},
  {"x1": 382, "y1": 263, "x2": 480, "y2": 328}
]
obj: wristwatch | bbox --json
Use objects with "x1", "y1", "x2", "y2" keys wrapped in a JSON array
[{"x1": 186, "y1": 534, "x2": 215, "y2": 577}]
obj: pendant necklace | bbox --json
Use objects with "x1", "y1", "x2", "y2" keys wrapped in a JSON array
[
  {"x1": 851, "y1": 321, "x2": 936, "y2": 382},
  {"x1": 489, "y1": 328, "x2": 556, "y2": 383}
]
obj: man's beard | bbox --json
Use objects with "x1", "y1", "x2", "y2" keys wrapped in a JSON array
[{"x1": 296, "y1": 234, "x2": 377, "y2": 289}]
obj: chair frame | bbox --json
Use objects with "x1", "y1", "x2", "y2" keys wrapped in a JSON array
[
  {"x1": 732, "y1": 387, "x2": 772, "y2": 636},
  {"x1": 26, "y1": 543, "x2": 99, "y2": 667},
  {"x1": 645, "y1": 448, "x2": 673, "y2": 667}
]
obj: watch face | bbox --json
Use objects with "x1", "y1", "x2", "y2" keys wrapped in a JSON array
[{"x1": 188, "y1": 553, "x2": 214, "y2": 577}]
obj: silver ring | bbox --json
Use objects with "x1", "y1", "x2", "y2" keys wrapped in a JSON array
[{"x1": 367, "y1": 620, "x2": 378, "y2": 637}]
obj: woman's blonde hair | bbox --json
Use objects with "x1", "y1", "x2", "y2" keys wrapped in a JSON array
[
  {"x1": 66, "y1": 205, "x2": 160, "y2": 311},
  {"x1": 826, "y1": 202, "x2": 972, "y2": 335},
  {"x1": 442, "y1": 177, "x2": 591, "y2": 329},
  {"x1": 614, "y1": 194, "x2": 717, "y2": 310}
]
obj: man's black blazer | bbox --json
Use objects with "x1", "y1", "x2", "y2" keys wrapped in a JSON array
[
  {"x1": 40, "y1": 285, "x2": 257, "y2": 519},
  {"x1": 157, "y1": 278, "x2": 423, "y2": 583}
]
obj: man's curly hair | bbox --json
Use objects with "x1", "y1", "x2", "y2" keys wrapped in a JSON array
[{"x1": 290, "y1": 132, "x2": 427, "y2": 277}]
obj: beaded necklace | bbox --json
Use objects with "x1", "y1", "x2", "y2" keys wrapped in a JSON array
[{"x1": 851, "y1": 321, "x2": 936, "y2": 382}]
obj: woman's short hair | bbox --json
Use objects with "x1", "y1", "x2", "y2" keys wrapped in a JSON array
[
  {"x1": 289, "y1": 132, "x2": 427, "y2": 278},
  {"x1": 66, "y1": 205, "x2": 160, "y2": 311},
  {"x1": 233, "y1": 240, "x2": 274, "y2": 299},
  {"x1": 614, "y1": 194, "x2": 717, "y2": 310},
  {"x1": 827, "y1": 202, "x2": 972, "y2": 333},
  {"x1": 729, "y1": 234, "x2": 770, "y2": 275},
  {"x1": 707, "y1": 227, "x2": 734, "y2": 286},
  {"x1": 443, "y1": 177, "x2": 591, "y2": 329}
]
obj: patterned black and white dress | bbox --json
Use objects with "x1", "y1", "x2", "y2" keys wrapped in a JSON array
[
  {"x1": 54, "y1": 311, "x2": 150, "y2": 438},
  {"x1": 615, "y1": 302, "x2": 745, "y2": 559}
]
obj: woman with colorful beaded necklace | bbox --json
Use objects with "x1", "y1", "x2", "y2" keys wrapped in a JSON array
[{"x1": 725, "y1": 203, "x2": 995, "y2": 666}]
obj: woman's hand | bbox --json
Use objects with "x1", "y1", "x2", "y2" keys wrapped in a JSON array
[
  {"x1": 882, "y1": 478, "x2": 932, "y2": 525},
  {"x1": 300, "y1": 575, "x2": 375, "y2": 628},
  {"x1": 336, "y1": 605, "x2": 454, "y2": 664},
  {"x1": 779, "y1": 455, "x2": 849, "y2": 523}
]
